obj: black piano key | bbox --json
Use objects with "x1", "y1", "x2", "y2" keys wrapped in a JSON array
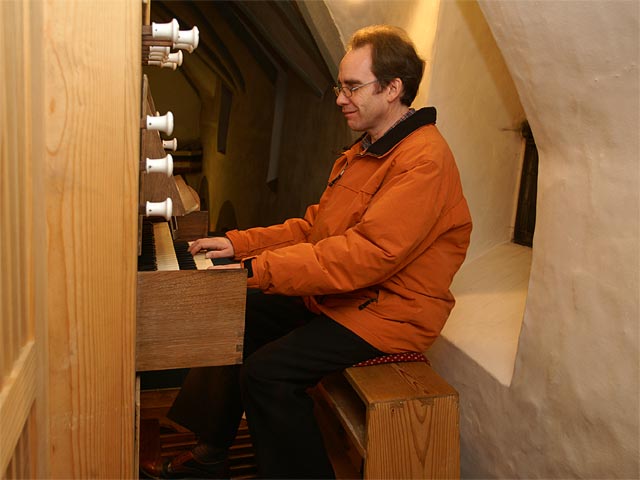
[
  {"x1": 173, "y1": 240, "x2": 197, "y2": 270},
  {"x1": 138, "y1": 221, "x2": 158, "y2": 271}
]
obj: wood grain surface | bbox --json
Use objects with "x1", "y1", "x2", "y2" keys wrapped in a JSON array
[
  {"x1": 136, "y1": 269, "x2": 247, "y2": 371},
  {"x1": 42, "y1": 2, "x2": 140, "y2": 477}
]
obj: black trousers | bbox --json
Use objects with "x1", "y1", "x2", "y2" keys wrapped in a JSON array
[{"x1": 168, "y1": 292, "x2": 384, "y2": 479}]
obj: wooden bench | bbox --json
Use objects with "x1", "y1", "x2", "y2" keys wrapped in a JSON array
[{"x1": 314, "y1": 357, "x2": 460, "y2": 479}]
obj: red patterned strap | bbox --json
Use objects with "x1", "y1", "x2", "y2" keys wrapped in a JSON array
[{"x1": 351, "y1": 352, "x2": 429, "y2": 367}]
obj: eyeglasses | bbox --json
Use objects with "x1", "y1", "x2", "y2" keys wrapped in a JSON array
[{"x1": 333, "y1": 80, "x2": 379, "y2": 98}]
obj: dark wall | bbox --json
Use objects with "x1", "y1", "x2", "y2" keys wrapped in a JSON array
[{"x1": 146, "y1": 1, "x2": 353, "y2": 232}]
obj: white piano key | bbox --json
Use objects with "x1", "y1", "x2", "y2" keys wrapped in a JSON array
[{"x1": 153, "y1": 222, "x2": 179, "y2": 271}]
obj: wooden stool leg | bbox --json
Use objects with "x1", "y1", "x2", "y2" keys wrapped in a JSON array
[{"x1": 364, "y1": 396, "x2": 459, "y2": 479}]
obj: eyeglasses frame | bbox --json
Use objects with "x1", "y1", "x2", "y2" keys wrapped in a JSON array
[{"x1": 333, "y1": 79, "x2": 379, "y2": 98}]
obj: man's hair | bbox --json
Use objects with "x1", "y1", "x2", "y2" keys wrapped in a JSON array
[{"x1": 347, "y1": 25, "x2": 425, "y2": 106}]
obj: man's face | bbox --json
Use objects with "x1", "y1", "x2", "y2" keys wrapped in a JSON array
[{"x1": 336, "y1": 45, "x2": 389, "y2": 139}]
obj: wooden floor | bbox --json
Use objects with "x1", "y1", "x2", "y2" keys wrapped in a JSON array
[
  {"x1": 138, "y1": 387, "x2": 362, "y2": 480},
  {"x1": 138, "y1": 388, "x2": 257, "y2": 479}
]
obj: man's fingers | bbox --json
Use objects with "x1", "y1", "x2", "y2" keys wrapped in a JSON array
[{"x1": 205, "y1": 249, "x2": 229, "y2": 259}]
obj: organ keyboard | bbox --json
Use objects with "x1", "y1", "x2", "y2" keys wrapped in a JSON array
[{"x1": 138, "y1": 220, "x2": 213, "y2": 272}]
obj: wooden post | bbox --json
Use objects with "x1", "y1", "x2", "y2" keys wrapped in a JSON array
[{"x1": 43, "y1": 2, "x2": 140, "y2": 477}]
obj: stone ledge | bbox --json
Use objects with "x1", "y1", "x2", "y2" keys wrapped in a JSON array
[{"x1": 440, "y1": 242, "x2": 532, "y2": 386}]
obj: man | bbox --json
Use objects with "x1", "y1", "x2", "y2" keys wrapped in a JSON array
[{"x1": 146, "y1": 24, "x2": 471, "y2": 479}]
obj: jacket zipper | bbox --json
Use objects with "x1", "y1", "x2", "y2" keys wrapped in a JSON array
[
  {"x1": 328, "y1": 159, "x2": 349, "y2": 186},
  {"x1": 358, "y1": 291, "x2": 379, "y2": 310},
  {"x1": 329, "y1": 149, "x2": 372, "y2": 187}
]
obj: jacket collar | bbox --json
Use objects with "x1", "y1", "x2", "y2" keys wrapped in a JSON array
[{"x1": 353, "y1": 107, "x2": 437, "y2": 158}]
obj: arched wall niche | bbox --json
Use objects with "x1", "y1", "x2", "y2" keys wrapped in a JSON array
[
  {"x1": 466, "y1": 2, "x2": 639, "y2": 477},
  {"x1": 304, "y1": 0, "x2": 531, "y2": 383},
  {"x1": 302, "y1": 0, "x2": 640, "y2": 477}
]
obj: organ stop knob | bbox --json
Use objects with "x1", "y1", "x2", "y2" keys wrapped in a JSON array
[
  {"x1": 144, "y1": 198, "x2": 173, "y2": 221},
  {"x1": 145, "y1": 154, "x2": 173, "y2": 177}
]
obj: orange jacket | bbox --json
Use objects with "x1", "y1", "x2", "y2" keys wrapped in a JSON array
[{"x1": 226, "y1": 108, "x2": 472, "y2": 353}]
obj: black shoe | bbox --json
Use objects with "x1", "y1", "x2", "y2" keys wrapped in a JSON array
[
  {"x1": 140, "y1": 457, "x2": 165, "y2": 479},
  {"x1": 161, "y1": 450, "x2": 229, "y2": 479}
]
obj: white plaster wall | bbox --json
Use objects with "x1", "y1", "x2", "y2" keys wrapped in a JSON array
[
  {"x1": 427, "y1": 0, "x2": 526, "y2": 260},
  {"x1": 325, "y1": 0, "x2": 640, "y2": 477},
  {"x1": 468, "y1": 1, "x2": 639, "y2": 476},
  {"x1": 323, "y1": 0, "x2": 440, "y2": 101}
]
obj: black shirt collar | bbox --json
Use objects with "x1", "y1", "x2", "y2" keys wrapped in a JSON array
[{"x1": 362, "y1": 107, "x2": 437, "y2": 157}]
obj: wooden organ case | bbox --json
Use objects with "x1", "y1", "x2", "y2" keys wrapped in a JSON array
[{"x1": 135, "y1": 10, "x2": 247, "y2": 466}]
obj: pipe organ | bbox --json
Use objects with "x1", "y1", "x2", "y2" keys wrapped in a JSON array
[{"x1": 135, "y1": 9, "x2": 247, "y2": 469}]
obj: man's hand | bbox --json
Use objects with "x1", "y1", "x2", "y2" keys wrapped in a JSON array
[{"x1": 188, "y1": 237, "x2": 235, "y2": 259}]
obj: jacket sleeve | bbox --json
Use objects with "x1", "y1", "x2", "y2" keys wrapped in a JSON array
[
  {"x1": 225, "y1": 204, "x2": 319, "y2": 258},
  {"x1": 246, "y1": 156, "x2": 459, "y2": 295}
]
